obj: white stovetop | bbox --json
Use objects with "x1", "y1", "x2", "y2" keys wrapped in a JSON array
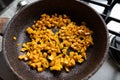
[{"x1": 0, "y1": 0, "x2": 120, "y2": 80}]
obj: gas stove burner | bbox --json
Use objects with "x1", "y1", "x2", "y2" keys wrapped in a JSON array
[{"x1": 109, "y1": 36, "x2": 120, "y2": 68}]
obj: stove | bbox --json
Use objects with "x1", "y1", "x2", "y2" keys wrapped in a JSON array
[{"x1": 0, "y1": 0, "x2": 120, "y2": 80}]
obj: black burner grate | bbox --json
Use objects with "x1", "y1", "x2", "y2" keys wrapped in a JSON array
[
  {"x1": 81, "y1": 0, "x2": 120, "y2": 67},
  {"x1": 81, "y1": 0, "x2": 120, "y2": 46}
]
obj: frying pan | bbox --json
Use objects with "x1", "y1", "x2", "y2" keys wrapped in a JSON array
[{"x1": 1, "y1": 0, "x2": 109, "y2": 80}]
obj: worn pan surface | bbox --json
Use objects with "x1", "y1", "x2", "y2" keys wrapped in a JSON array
[{"x1": 2, "y1": 0, "x2": 109, "y2": 80}]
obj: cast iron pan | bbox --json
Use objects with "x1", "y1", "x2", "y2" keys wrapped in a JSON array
[{"x1": 2, "y1": 0, "x2": 109, "y2": 80}]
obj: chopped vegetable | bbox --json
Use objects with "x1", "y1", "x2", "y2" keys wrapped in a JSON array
[
  {"x1": 18, "y1": 13, "x2": 94, "y2": 72},
  {"x1": 13, "y1": 36, "x2": 17, "y2": 40}
]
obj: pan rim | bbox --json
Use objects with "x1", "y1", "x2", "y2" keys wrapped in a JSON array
[{"x1": 2, "y1": 0, "x2": 109, "y2": 80}]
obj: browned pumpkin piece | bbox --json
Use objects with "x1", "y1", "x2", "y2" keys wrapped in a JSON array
[
  {"x1": 18, "y1": 13, "x2": 94, "y2": 72},
  {"x1": 13, "y1": 36, "x2": 17, "y2": 40}
]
